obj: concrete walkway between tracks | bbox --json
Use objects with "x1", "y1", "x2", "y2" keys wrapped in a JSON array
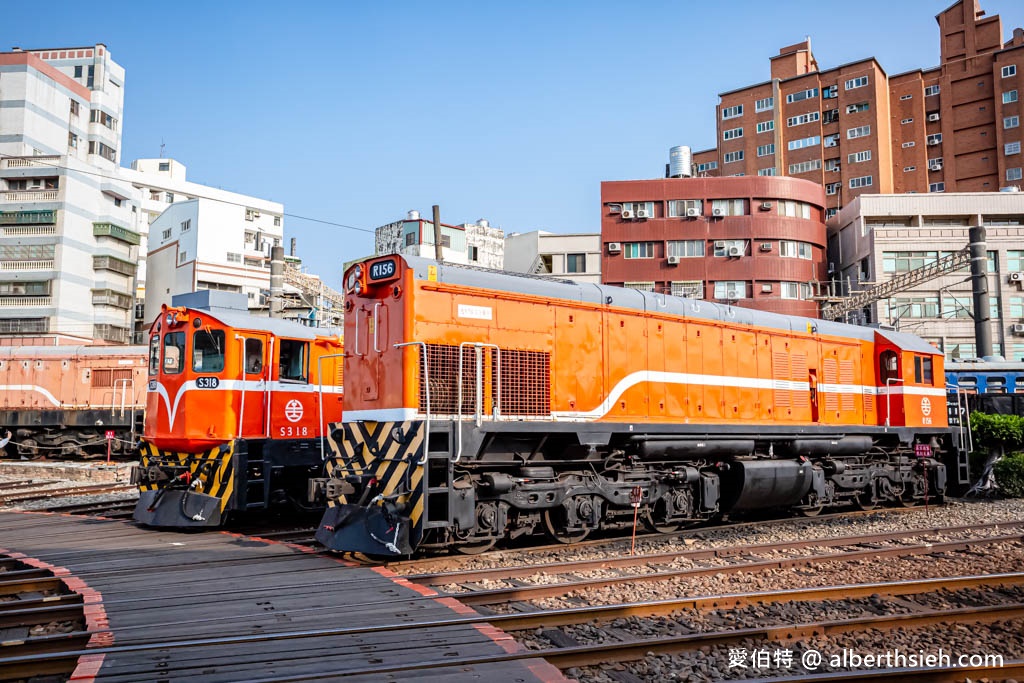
[{"x1": 0, "y1": 511, "x2": 566, "y2": 682}]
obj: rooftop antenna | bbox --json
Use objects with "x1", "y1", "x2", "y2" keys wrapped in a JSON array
[{"x1": 159, "y1": 139, "x2": 165, "y2": 158}]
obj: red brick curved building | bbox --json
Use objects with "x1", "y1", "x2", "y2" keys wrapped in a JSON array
[{"x1": 601, "y1": 176, "x2": 827, "y2": 317}]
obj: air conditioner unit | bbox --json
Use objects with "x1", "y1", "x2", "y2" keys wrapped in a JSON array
[
  {"x1": 759, "y1": 242, "x2": 772, "y2": 251},
  {"x1": 713, "y1": 208, "x2": 725, "y2": 216},
  {"x1": 621, "y1": 210, "x2": 634, "y2": 219},
  {"x1": 846, "y1": 105, "x2": 857, "y2": 114},
  {"x1": 1010, "y1": 271, "x2": 1024, "y2": 282},
  {"x1": 667, "y1": 255, "x2": 681, "y2": 265},
  {"x1": 928, "y1": 138, "x2": 941, "y2": 145},
  {"x1": 686, "y1": 207, "x2": 700, "y2": 217},
  {"x1": 927, "y1": 113, "x2": 940, "y2": 122},
  {"x1": 1013, "y1": 323, "x2": 1024, "y2": 336},
  {"x1": 607, "y1": 242, "x2": 622, "y2": 253},
  {"x1": 725, "y1": 287, "x2": 740, "y2": 298},
  {"x1": 636, "y1": 209, "x2": 650, "y2": 218},
  {"x1": 727, "y1": 245, "x2": 743, "y2": 257},
  {"x1": 761, "y1": 284, "x2": 773, "y2": 293},
  {"x1": 713, "y1": 240, "x2": 726, "y2": 249},
  {"x1": 929, "y1": 163, "x2": 942, "y2": 171},
  {"x1": 759, "y1": 201, "x2": 772, "y2": 211}
]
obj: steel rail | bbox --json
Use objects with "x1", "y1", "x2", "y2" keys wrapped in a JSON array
[
  {"x1": 403, "y1": 519, "x2": 1024, "y2": 585},
  {"x1": 2, "y1": 571, "x2": 1021, "y2": 671},
  {"x1": 451, "y1": 533, "x2": 1024, "y2": 606}
]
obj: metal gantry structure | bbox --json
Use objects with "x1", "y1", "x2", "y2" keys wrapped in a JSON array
[{"x1": 819, "y1": 248, "x2": 971, "y2": 322}]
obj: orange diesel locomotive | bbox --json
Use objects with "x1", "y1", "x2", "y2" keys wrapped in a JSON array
[
  {"x1": 316, "y1": 256, "x2": 962, "y2": 555},
  {"x1": 133, "y1": 304, "x2": 343, "y2": 527}
]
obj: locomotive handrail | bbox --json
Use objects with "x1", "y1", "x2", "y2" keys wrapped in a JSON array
[
  {"x1": 234, "y1": 334, "x2": 247, "y2": 438},
  {"x1": 317, "y1": 353, "x2": 346, "y2": 463},
  {"x1": 394, "y1": 341, "x2": 430, "y2": 465},
  {"x1": 373, "y1": 303, "x2": 382, "y2": 353},
  {"x1": 113, "y1": 378, "x2": 136, "y2": 446},
  {"x1": 456, "y1": 342, "x2": 501, "y2": 464},
  {"x1": 353, "y1": 308, "x2": 363, "y2": 357},
  {"x1": 884, "y1": 377, "x2": 904, "y2": 429}
]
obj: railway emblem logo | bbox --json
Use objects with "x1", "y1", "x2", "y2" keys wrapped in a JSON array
[
  {"x1": 920, "y1": 397, "x2": 932, "y2": 416},
  {"x1": 284, "y1": 400, "x2": 304, "y2": 422}
]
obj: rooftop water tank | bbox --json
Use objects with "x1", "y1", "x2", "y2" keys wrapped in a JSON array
[
  {"x1": 669, "y1": 146, "x2": 693, "y2": 178},
  {"x1": 407, "y1": 210, "x2": 421, "y2": 220}
]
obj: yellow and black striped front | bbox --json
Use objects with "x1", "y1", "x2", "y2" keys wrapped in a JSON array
[
  {"x1": 133, "y1": 441, "x2": 236, "y2": 527},
  {"x1": 318, "y1": 420, "x2": 427, "y2": 555}
]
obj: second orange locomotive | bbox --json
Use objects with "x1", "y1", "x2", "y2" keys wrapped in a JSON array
[{"x1": 317, "y1": 255, "x2": 962, "y2": 555}]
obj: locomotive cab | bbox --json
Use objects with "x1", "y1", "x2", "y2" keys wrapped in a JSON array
[{"x1": 134, "y1": 303, "x2": 343, "y2": 528}]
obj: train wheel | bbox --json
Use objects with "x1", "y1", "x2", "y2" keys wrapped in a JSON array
[
  {"x1": 542, "y1": 501, "x2": 591, "y2": 544},
  {"x1": 454, "y1": 538, "x2": 497, "y2": 555},
  {"x1": 798, "y1": 505, "x2": 824, "y2": 517},
  {"x1": 854, "y1": 492, "x2": 878, "y2": 511}
]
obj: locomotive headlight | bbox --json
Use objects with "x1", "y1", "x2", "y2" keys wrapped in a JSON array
[
  {"x1": 345, "y1": 271, "x2": 358, "y2": 292},
  {"x1": 165, "y1": 313, "x2": 174, "y2": 327}
]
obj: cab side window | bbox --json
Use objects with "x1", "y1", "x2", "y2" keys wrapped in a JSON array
[
  {"x1": 193, "y1": 329, "x2": 226, "y2": 373},
  {"x1": 245, "y1": 338, "x2": 263, "y2": 375},
  {"x1": 163, "y1": 332, "x2": 185, "y2": 374},
  {"x1": 279, "y1": 339, "x2": 308, "y2": 383},
  {"x1": 879, "y1": 350, "x2": 899, "y2": 383},
  {"x1": 148, "y1": 334, "x2": 160, "y2": 375}
]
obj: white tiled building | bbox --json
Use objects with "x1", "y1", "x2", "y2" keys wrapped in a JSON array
[
  {"x1": 375, "y1": 211, "x2": 504, "y2": 269},
  {"x1": 0, "y1": 45, "x2": 141, "y2": 343},
  {"x1": 503, "y1": 231, "x2": 602, "y2": 283}
]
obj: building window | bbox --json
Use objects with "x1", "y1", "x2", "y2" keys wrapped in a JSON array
[
  {"x1": 73, "y1": 65, "x2": 83, "y2": 78},
  {"x1": 1004, "y1": 65, "x2": 1018, "y2": 78},
  {"x1": 780, "y1": 240, "x2": 813, "y2": 259},
  {"x1": 227, "y1": 252, "x2": 242, "y2": 263},
  {"x1": 847, "y1": 150, "x2": 871, "y2": 163},
  {"x1": 161, "y1": 228, "x2": 172, "y2": 240},
  {"x1": 787, "y1": 135, "x2": 820, "y2": 151},
  {"x1": 928, "y1": 157, "x2": 943, "y2": 170},
  {"x1": 757, "y1": 143, "x2": 775, "y2": 157},
  {"x1": 781, "y1": 282, "x2": 812, "y2": 299},
  {"x1": 1009, "y1": 250, "x2": 1024, "y2": 272},
  {"x1": 849, "y1": 175, "x2": 873, "y2": 189},
  {"x1": 786, "y1": 88, "x2": 818, "y2": 104},
  {"x1": 787, "y1": 111, "x2": 820, "y2": 127},
  {"x1": 68, "y1": 132, "x2": 78, "y2": 148},
  {"x1": 1006, "y1": 141, "x2": 1021, "y2": 155},
  {"x1": 713, "y1": 240, "x2": 747, "y2": 257},
  {"x1": 245, "y1": 208, "x2": 259, "y2": 221},
  {"x1": 670, "y1": 280, "x2": 703, "y2": 298},
  {"x1": 179, "y1": 251, "x2": 187, "y2": 264},
  {"x1": 846, "y1": 102, "x2": 869, "y2": 113},
  {"x1": 87, "y1": 141, "x2": 117, "y2": 162},
  {"x1": 696, "y1": 161, "x2": 718, "y2": 172},
  {"x1": 823, "y1": 133, "x2": 840, "y2": 148},
  {"x1": 883, "y1": 251, "x2": 938, "y2": 273},
  {"x1": 562, "y1": 253, "x2": 583, "y2": 272},
  {"x1": 884, "y1": 296, "x2": 940, "y2": 320},
  {"x1": 1003, "y1": 90, "x2": 1019, "y2": 104},
  {"x1": 929, "y1": 182, "x2": 945, "y2": 192},
  {"x1": 900, "y1": 118, "x2": 914, "y2": 124},
  {"x1": 825, "y1": 182, "x2": 840, "y2": 195},
  {"x1": 711, "y1": 199, "x2": 746, "y2": 216},
  {"x1": 158, "y1": 162, "x2": 170, "y2": 171},
  {"x1": 847, "y1": 125, "x2": 871, "y2": 139},
  {"x1": 825, "y1": 208, "x2": 839, "y2": 219},
  {"x1": 845, "y1": 76, "x2": 868, "y2": 90},
  {"x1": 758, "y1": 168, "x2": 777, "y2": 176},
  {"x1": 723, "y1": 150, "x2": 744, "y2": 164},
  {"x1": 165, "y1": 192, "x2": 174, "y2": 203},
  {"x1": 722, "y1": 105, "x2": 743, "y2": 119},
  {"x1": 69, "y1": 99, "x2": 80, "y2": 116},
  {"x1": 666, "y1": 240, "x2": 705, "y2": 258},
  {"x1": 904, "y1": 166, "x2": 916, "y2": 172},
  {"x1": 750, "y1": 97, "x2": 772, "y2": 113},
  {"x1": 1006, "y1": 116, "x2": 1020, "y2": 129},
  {"x1": 714, "y1": 281, "x2": 747, "y2": 299},
  {"x1": 902, "y1": 141, "x2": 916, "y2": 148},
  {"x1": 180, "y1": 219, "x2": 191, "y2": 232},
  {"x1": 623, "y1": 201, "x2": 655, "y2": 216},
  {"x1": 925, "y1": 84, "x2": 940, "y2": 96},
  {"x1": 777, "y1": 201, "x2": 812, "y2": 219},
  {"x1": 789, "y1": 159, "x2": 822, "y2": 175},
  {"x1": 1008, "y1": 168, "x2": 1023, "y2": 182},
  {"x1": 89, "y1": 110, "x2": 118, "y2": 130},
  {"x1": 466, "y1": 245, "x2": 479, "y2": 262},
  {"x1": 273, "y1": 216, "x2": 281, "y2": 227},
  {"x1": 822, "y1": 109, "x2": 839, "y2": 124},
  {"x1": 900, "y1": 94, "x2": 913, "y2": 100},
  {"x1": 668, "y1": 199, "x2": 702, "y2": 217},
  {"x1": 623, "y1": 242, "x2": 656, "y2": 259},
  {"x1": 723, "y1": 127, "x2": 743, "y2": 141},
  {"x1": 821, "y1": 84, "x2": 838, "y2": 99},
  {"x1": 756, "y1": 120, "x2": 774, "y2": 134},
  {"x1": 927, "y1": 133, "x2": 943, "y2": 145},
  {"x1": 623, "y1": 281, "x2": 655, "y2": 292}
]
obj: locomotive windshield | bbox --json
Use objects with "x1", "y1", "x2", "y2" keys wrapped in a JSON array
[
  {"x1": 163, "y1": 332, "x2": 185, "y2": 374},
  {"x1": 193, "y1": 329, "x2": 225, "y2": 373}
]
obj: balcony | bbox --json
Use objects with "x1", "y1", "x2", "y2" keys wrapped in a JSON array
[
  {"x1": 93, "y1": 255, "x2": 137, "y2": 277},
  {"x1": 91, "y1": 288, "x2": 133, "y2": 309},
  {"x1": 3, "y1": 190, "x2": 58, "y2": 202},
  {"x1": 0, "y1": 210, "x2": 56, "y2": 225},
  {"x1": 0, "y1": 260, "x2": 55, "y2": 271},
  {"x1": 93, "y1": 222, "x2": 140, "y2": 246},
  {"x1": 0, "y1": 296, "x2": 52, "y2": 307},
  {"x1": 93, "y1": 323, "x2": 131, "y2": 344},
  {"x1": 0, "y1": 225, "x2": 56, "y2": 237},
  {"x1": 1, "y1": 156, "x2": 60, "y2": 170}
]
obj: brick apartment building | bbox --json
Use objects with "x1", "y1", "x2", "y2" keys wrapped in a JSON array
[
  {"x1": 692, "y1": 0, "x2": 1024, "y2": 220},
  {"x1": 601, "y1": 176, "x2": 826, "y2": 317}
]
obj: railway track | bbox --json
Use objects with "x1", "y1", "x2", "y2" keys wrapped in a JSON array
[{"x1": 0, "y1": 482, "x2": 135, "y2": 506}]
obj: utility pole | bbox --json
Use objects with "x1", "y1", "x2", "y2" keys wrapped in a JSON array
[
  {"x1": 968, "y1": 225, "x2": 993, "y2": 358},
  {"x1": 432, "y1": 205, "x2": 444, "y2": 262}
]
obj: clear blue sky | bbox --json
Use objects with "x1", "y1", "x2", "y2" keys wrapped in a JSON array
[{"x1": 5, "y1": 1, "x2": 1023, "y2": 288}]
